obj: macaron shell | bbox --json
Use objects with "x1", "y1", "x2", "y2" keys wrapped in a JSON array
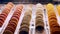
[
  {"x1": 3, "y1": 30, "x2": 13, "y2": 34},
  {"x1": 6, "y1": 26, "x2": 15, "y2": 33},
  {"x1": 8, "y1": 22, "x2": 16, "y2": 29},
  {"x1": 9, "y1": 20, "x2": 17, "y2": 26}
]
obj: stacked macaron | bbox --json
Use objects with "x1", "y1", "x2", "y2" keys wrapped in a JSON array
[
  {"x1": 0, "y1": 2, "x2": 14, "y2": 27},
  {"x1": 35, "y1": 4, "x2": 44, "y2": 33},
  {"x1": 56, "y1": 5, "x2": 60, "y2": 16},
  {"x1": 3, "y1": 5, "x2": 23, "y2": 34},
  {"x1": 46, "y1": 3, "x2": 60, "y2": 34},
  {"x1": 19, "y1": 7, "x2": 32, "y2": 34}
]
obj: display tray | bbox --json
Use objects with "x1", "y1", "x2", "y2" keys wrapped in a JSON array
[{"x1": 0, "y1": 4, "x2": 60, "y2": 34}]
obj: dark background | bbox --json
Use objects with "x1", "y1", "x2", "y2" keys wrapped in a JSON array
[{"x1": 0, "y1": 0, "x2": 59, "y2": 4}]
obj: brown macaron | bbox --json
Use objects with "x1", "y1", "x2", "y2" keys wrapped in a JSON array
[
  {"x1": 0, "y1": 15, "x2": 6, "y2": 20},
  {"x1": 49, "y1": 20, "x2": 59, "y2": 26},
  {"x1": 23, "y1": 15, "x2": 31, "y2": 21},
  {"x1": 6, "y1": 26, "x2": 15, "y2": 33},
  {"x1": 36, "y1": 18, "x2": 43, "y2": 21},
  {"x1": 20, "y1": 24, "x2": 29, "y2": 32},
  {"x1": 21, "y1": 22, "x2": 29, "y2": 27},
  {"x1": 9, "y1": 20, "x2": 17, "y2": 26},
  {"x1": 0, "y1": 17, "x2": 5, "y2": 22},
  {"x1": 3, "y1": 30, "x2": 13, "y2": 34},
  {"x1": 12, "y1": 15, "x2": 20, "y2": 20},
  {"x1": 36, "y1": 15, "x2": 43, "y2": 19},
  {"x1": 1, "y1": 13, "x2": 7, "y2": 17},
  {"x1": 48, "y1": 16, "x2": 57, "y2": 21},
  {"x1": 50, "y1": 26, "x2": 60, "y2": 32},
  {"x1": 19, "y1": 28, "x2": 29, "y2": 34},
  {"x1": 36, "y1": 10, "x2": 43, "y2": 15},
  {"x1": 11, "y1": 17, "x2": 18, "y2": 23},
  {"x1": 8, "y1": 22, "x2": 16, "y2": 29},
  {"x1": 51, "y1": 28, "x2": 60, "y2": 34},
  {"x1": 36, "y1": 19, "x2": 44, "y2": 26}
]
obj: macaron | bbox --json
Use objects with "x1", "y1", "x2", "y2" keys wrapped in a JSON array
[
  {"x1": 48, "y1": 15, "x2": 56, "y2": 18},
  {"x1": 48, "y1": 16, "x2": 57, "y2": 20},
  {"x1": 36, "y1": 14, "x2": 43, "y2": 17},
  {"x1": 6, "y1": 26, "x2": 15, "y2": 33},
  {"x1": 19, "y1": 28, "x2": 29, "y2": 34},
  {"x1": 2, "y1": 9, "x2": 10, "y2": 15},
  {"x1": 16, "y1": 8, "x2": 22, "y2": 12},
  {"x1": 36, "y1": 18, "x2": 43, "y2": 21},
  {"x1": 22, "y1": 15, "x2": 31, "y2": 21},
  {"x1": 1, "y1": 13, "x2": 7, "y2": 17},
  {"x1": 51, "y1": 28, "x2": 60, "y2": 34},
  {"x1": 7, "y1": 2, "x2": 14, "y2": 7},
  {"x1": 13, "y1": 12, "x2": 20, "y2": 16},
  {"x1": 35, "y1": 24, "x2": 44, "y2": 33},
  {"x1": 4, "y1": 7, "x2": 11, "y2": 11},
  {"x1": 51, "y1": 26, "x2": 60, "y2": 32},
  {"x1": 21, "y1": 22, "x2": 29, "y2": 26},
  {"x1": 0, "y1": 15, "x2": 6, "y2": 20},
  {"x1": 49, "y1": 20, "x2": 58, "y2": 26},
  {"x1": 25, "y1": 12, "x2": 31, "y2": 16},
  {"x1": 0, "y1": 17, "x2": 5, "y2": 22},
  {"x1": 6, "y1": 5, "x2": 13, "y2": 9},
  {"x1": 36, "y1": 20, "x2": 44, "y2": 25},
  {"x1": 46, "y1": 3, "x2": 54, "y2": 11},
  {"x1": 14, "y1": 10, "x2": 21, "y2": 14},
  {"x1": 20, "y1": 24, "x2": 29, "y2": 32},
  {"x1": 8, "y1": 22, "x2": 16, "y2": 29},
  {"x1": 12, "y1": 15, "x2": 20, "y2": 20},
  {"x1": 3, "y1": 30, "x2": 13, "y2": 34},
  {"x1": 36, "y1": 10, "x2": 43, "y2": 15},
  {"x1": 9, "y1": 20, "x2": 17, "y2": 25},
  {"x1": 11, "y1": 17, "x2": 18, "y2": 22},
  {"x1": 48, "y1": 12, "x2": 56, "y2": 16},
  {"x1": 16, "y1": 5, "x2": 23, "y2": 10}
]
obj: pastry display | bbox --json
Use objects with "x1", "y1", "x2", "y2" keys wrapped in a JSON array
[{"x1": 0, "y1": 2, "x2": 60, "y2": 34}]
